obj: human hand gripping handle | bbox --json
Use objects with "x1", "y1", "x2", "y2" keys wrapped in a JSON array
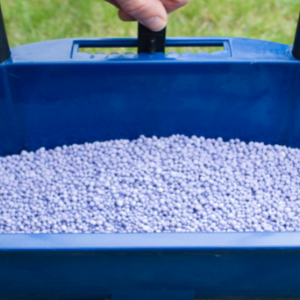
[{"x1": 105, "y1": 0, "x2": 190, "y2": 31}]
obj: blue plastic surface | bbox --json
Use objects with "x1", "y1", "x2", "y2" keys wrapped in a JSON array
[{"x1": 0, "y1": 37, "x2": 300, "y2": 300}]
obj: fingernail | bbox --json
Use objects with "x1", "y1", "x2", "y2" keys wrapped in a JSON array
[{"x1": 141, "y1": 17, "x2": 166, "y2": 31}]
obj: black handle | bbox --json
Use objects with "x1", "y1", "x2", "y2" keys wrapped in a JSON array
[
  {"x1": 292, "y1": 12, "x2": 300, "y2": 60},
  {"x1": 137, "y1": 23, "x2": 166, "y2": 54},
  {"x1": 0, "y1": 4, "x2": 10, "y2": 63}
]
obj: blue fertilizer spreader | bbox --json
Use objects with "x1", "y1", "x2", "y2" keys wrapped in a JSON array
[{"x1": 1, "y1": 4, "x2": 300, "y2": 300}]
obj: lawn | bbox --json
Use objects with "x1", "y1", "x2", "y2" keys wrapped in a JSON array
[{"x1": 2, "y1": 0, "x2": 300, "y2": 52}]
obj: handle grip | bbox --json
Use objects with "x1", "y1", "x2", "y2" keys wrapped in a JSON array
[{"x1": 137, "y1": 23, "x2": 166, "y2": 54}]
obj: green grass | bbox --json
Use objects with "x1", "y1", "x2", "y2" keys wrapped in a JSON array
[{"x1": 1, "y1": 0, "x2": 300, "y2": 52}]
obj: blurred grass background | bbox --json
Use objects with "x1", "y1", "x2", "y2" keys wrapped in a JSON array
[{"x1": 1, "y1": 0, "x2": 300, "y2": 53}]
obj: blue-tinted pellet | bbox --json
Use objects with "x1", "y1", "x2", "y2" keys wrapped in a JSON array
[{"x1": 0, "y1": 135, "x2": 300, "y2": 234}]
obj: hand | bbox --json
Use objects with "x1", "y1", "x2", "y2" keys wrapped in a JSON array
[{"x1": 105, "y1": 0, "x2": 190, "y2": 31}]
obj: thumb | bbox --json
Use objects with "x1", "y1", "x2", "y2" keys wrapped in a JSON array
[{"x1": 116, "y1": 0, "x2": 167, "y2": 31}]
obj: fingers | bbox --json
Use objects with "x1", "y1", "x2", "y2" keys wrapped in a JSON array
[
  {"x1": 118, "y1": 9, "x2": 136, "y2": 21},
  {"x1": 116, "y1": 0, "x2": 167, "y2": 31},
  {"x1": 104, "y1": 0, "x2": 121, "y2": 9},
  {"x1": 105, "y1": 0, "x2": 135, "y2": 22},
  {"x1": 105, "y1": 0, "x2": 190, "y2": 31},
  {"x1": 161, "y1": 0, "x2": 190, "y2": 13}
]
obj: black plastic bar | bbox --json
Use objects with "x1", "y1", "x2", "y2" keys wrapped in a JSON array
[
  {"x1": 138, "y1": 23, "x2": 166, "y2": 54},
  {"x1": 0, "y1": 4, "x2": 10, "y2": 63},
  {"x1": 292, "y1": 12, "x2": 300, "y2": 60}
]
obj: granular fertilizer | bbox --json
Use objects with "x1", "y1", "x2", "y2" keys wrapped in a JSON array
[{"x1": 0, "y1": 135, "x2": 299, "y2": 234}]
